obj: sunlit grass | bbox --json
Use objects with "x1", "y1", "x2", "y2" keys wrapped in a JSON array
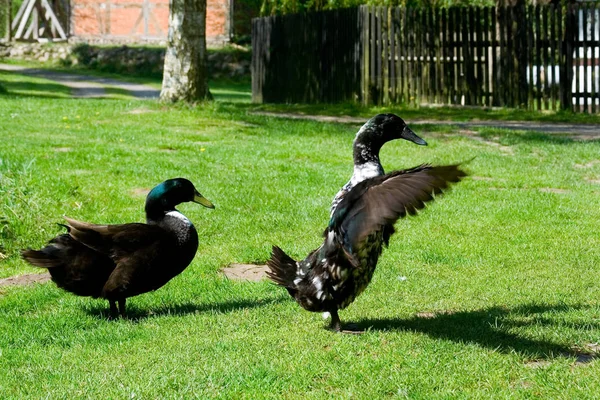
[{"x1": 0, "y1": 71, "x2": 600, "y2": 398}]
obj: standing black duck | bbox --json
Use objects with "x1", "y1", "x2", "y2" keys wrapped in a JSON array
[
  {"x1": 22, "y1": 178, "x2": 214, "y2": 318},
  {"x1": 267, "y1": 114, "x2": 467, "y2": 332}
]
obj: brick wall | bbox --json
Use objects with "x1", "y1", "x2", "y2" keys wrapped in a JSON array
[{"x1": 71, "y1": 0, "x2": 230, "y2": 44}]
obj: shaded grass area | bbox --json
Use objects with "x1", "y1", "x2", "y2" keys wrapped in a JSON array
[
  {"x1": 0, "y1": 63, "x2": 251, "y2": 102},
  {"x1": 248, "y1": 101, "x2": 600, "y2": 124},
  {"x1": 4, "y1": 59, "x2": 600, "y2": 122},
  {"x1": 0, "y1": 73, "x2": 600, "y2": 398}
]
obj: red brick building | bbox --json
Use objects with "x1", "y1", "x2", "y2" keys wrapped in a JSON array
[{"x1": 71, "y1": 0, "x2": 232, "y2": 44}]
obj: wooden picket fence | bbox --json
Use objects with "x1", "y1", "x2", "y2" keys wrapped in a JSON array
[{"x1": 252, "y1": 4, "x2": 600, "y2": 112}]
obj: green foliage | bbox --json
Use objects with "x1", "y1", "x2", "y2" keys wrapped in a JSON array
[
  {"x1": 63, "y1": 44, "x2": 251, "y2": 81},
  {"x1": 233, "y1": 0, "x2": 263, "y2": 40},
  {"x1": 261, "y1": 0, "x2": 494, "y2": 16}
]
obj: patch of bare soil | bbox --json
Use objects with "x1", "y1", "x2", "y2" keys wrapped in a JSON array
[
  {"x1": 0, "y1": 272, "x2": 50, "y2": 287},
  {"x1": 471, "y1": 176, "x2": 495, "y2": 181},
  {"x1": 586, "y1": 178, "x2": 600, "y2": 185},
  {"x1": 575, "y1": 160, "x2": 600, "y2": 169},
  {"x1": 571, "y1": 343, "x2": 600, "y2": 367},
  {"x1": 130, "y1": 187, "x2": 150, "y2": 197},
  {"x1": 415, "y1": 310, "x2": 457, "y2": 319},
  {"x1": 221, "y1": 263, "x2": 269, "y2": 282},
  {"x1": 469, "y1": 136, "x2": 515, "y2": 155},
  {"x1": 54, "y1": 147, "x2": 72, "y2": 152},
  {"x1": 539, "y1": 188, "x2": 571, "y2": 194},
  {"x1": 127, "y1": 108, "x2": 155, "y2": 115}
]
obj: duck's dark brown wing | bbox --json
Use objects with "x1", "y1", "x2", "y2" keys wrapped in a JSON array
[
  {"x1": 330, "y1": 164, "x2": 467, "y2": 252},
  {"x1": 64, "y1": 217, "x2": 177, "y2": 297},
  {"x1": 64, "y1": 217, "x2": 169, "y2": 257}
]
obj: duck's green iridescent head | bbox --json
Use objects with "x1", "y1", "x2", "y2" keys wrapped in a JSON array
[{"x1": 145, "y1": 178, "x2": 214, "y2": 218}]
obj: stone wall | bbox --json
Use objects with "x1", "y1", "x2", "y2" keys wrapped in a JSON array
[{"x1": 0, "y1": 42, "x2": 250, "y2": 79}]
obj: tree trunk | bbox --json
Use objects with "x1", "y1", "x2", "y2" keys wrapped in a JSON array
[
  {"x1": 5, "y1": 0, "x2": 12, "y2": 41},
  {"x1": 160, "y1": 0, "x2": 212, "y2": 102}
]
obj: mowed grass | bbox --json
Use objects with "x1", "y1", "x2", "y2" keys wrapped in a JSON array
[{"x1": 1, "y1": 72, "x2": 600, "y2": 398}]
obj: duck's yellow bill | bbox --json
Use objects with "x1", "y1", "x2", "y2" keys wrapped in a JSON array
[{"x1": 193, "y1": 193, "x2": 215, "y2": 209}]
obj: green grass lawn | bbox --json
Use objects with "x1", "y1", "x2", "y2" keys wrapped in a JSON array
[{"x1": 1, "y1": 70, "x2": 600, "y2": 398}]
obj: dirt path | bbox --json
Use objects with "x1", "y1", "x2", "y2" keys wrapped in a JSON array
[
  {"x1": 0, "y1": 63, "x2": 160, "y2": 99},
  {"x1": 0, "y1": 272, "x2": 50, "y2": 287},
  {"x1": 253, "y1": 112, "x2": 600, "y2": 139}
]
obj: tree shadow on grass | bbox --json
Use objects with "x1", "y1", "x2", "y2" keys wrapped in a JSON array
[
  {"x1": 354, "y1": 303, "x2": 600, "y2": 360},
  {"x1": 1, "y1": 80, "x2": 73, "y2": 99},
  {"x1": 476, "y1": 129, "x2": 598, "y2": 145},
  {"x1": 84, "y1": 294, "x2": 287, "y2": 322}
]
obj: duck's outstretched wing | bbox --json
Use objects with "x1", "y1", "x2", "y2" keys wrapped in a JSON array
[{"x1": 328, "y1": 164, "x2": 467, "y2": 252}]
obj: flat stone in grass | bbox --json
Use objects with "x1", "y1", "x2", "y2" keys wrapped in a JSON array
[
  {"x1": 221, "y1": 263, "x2": 269, "y2": 282},
  {"x1": 0, "y1": 272, "x2": 50, "y2": 287}
]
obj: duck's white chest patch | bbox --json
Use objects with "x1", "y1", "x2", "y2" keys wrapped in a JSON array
[
  {"x1": 166, "y1": 211, "x2": 192, "y2": 225},
  {"x1": 165, "y1": 211, "x2": 194, "y2": 243},
  {"x1": 351, "y1": 162, "x2": 383, "y2": 185}
]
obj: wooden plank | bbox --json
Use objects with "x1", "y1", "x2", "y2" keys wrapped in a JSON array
[
  {"x1": 486, "y1": 6, "x2": 493, "y2": 107},
  {"x1": 567, "y1": 3, "x2": 577, "y2": 111},
  {"x1": 389, "y1": 6, "x2": 396, "y2": 103},
  {"x1": 434, "y1": 7, "x2": 441, "y2": 104},
  {"x1": 430, "y1": 7, "x2": 439, "y2": 104},
  {"x1": 450, "y1": 7, "x2": 458, "y2": 104},
  {"x1": 490, "y1": 6, "x2": 497, "y2": 106},
  {"x1": 461, "y1": 7, "x2": 470, "y2": 105},
  {"x1": 41, "y1": 0, "x2": 67, "y2": 39},
  {"x1": 582, "y1": 4, "x2": 589, "y2": 113},
  {"x1": 14, "y1": 0, "x2": 36, "y2": 39},
  {"x1": 375, "y1": 6, "x2": 383, "y2": 104},
  {"x1": 541, "y1": 5, "x2": 549, "y2": 110},
  {"x1": 440, "y1": 7, "x2": 448, "y2": 104},
  {"x1": 416, "y1": 7, "x2": 423, "y2": 105},
  {"x1": 405, "y1": 7, "x2": 412, "y2": 105},
  {"x1": 497, "y1": 5, "x2": 505, "y2": 106},
  {"x1": 399, "y1": 7, "x2": 407, "y2": 104},
  {"x1": 535, "y1": 5, "x2": 542, "y2": 110},
  {"x1": 505, "y1": 5, "x2": 513, "y2": 106},
  {"x1": 591, "y1": 5, "x2": 597, "y2": 113},
  {"x1": 12, "y1": 0, "x2": 28, "y2": 30},
  {"x1": 473, "y1": 7, "x2": 480, "y2": 106},
  {"x1": 371, "y1": 6, "x2": 377, "y2": 104},
  {"x1": 516, "y1": 3, "x2": 527, "y2": 108},
  {"x1": 526, "y1": 6, "x2": 534, "y2": 109},
  {"x1": 551, "y1": 4, "x2": 559, "y2": 110},
  {"x1": 382, "y1": 6, "x2": 389, "y2": 104},
  {"x1": 363, "y1": 5, "x2": 371, "y2": 105}
]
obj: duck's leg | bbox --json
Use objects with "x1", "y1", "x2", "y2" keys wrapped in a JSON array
[
  {"x1": 118, "y1": 298, "x2": 127, "y2": 318},
  {"x1": 329, "y1": 309, "x2": 365, "y2": 334},
  {"x1": 329, "y1": 309, "x2": 342, "y2": 332},
  {"x1": 109, "y1": 300, "x2": 118, "y2": 319}
]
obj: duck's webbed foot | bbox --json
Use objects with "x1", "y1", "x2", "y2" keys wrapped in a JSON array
[{"x1": 328, "y1": 309, "x2": 365, "y2": 334}]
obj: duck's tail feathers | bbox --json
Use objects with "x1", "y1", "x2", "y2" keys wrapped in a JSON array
[
  {"x1": 21, "y1": 248, "x2": 60, "y2": 269},
  {"x1": 266, "y1": 246, "x2": 298, "y2": 288},
  {"x1": 21, "y1": 234, "x2": 70, "y2": 269}
]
